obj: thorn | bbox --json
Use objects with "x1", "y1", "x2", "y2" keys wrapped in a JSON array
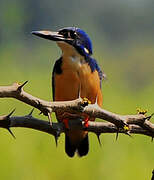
[
  {"x1": 54, "y1": 135, "x2": 58, "y2": 147},
  {"x1": 152, "y1": 169, "x2": 154, "y2": 180},
  {"x1": 96, "y1": 133, "x2": 102, "y2": 147},
  {"x1": 78, "y1": 83, "x2": 82, "y2": 99},
  {"x1": 94, "y1": 94, "x2": 98, "y2": 105},
  {"x1": 48, "y1": 112, "x2": 52, "y2": 126},
  {"x1": 78, "y1": 89, "x2": 81, "y2": 99},
  {"x1": 146, "y1": 113, "x2": 154, "y2": 121},
  {"x1": 7, "y1": 108, "x2": 16, "y2": 118},
  {"x1": 116, "y1": 128, "x2": 119, "y2": 141},
  {"x1": 116, "y1": 132, "x2": 119, "y2": 140},
  {"x1": 53, "y1": 129, "x2": 61, "y2": 147},
  {"x1": 39, "y1": 111, "x2": 43, "y2": 115},
  {"x1": 28, "y1": 108, "x2": 34, "y2": 116},
  {"x1": 7, "y1": 128, "x2": 16, "y2": 139},
  {"x1": 125, "y1": 131, "x2": 132, "y2": 137},
  {"x1": 53, "y1": 127, "x2": 61, "y2": 147},
  {"x1": 18, "y1": 80, "x2": 28, "y2": 91}
]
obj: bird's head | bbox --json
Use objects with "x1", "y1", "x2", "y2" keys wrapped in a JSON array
[{"x1": 32, "y1": 27, "x2": 92, "y2": 57}]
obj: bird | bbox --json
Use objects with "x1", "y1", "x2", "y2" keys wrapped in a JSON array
[{"x1": 32, "y1": 27, "x2": 103, "y2": 157}]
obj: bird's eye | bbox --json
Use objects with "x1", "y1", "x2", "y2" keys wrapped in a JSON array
[{"x1": 59, "y1": 30, "x2": 68, "y2": 38}]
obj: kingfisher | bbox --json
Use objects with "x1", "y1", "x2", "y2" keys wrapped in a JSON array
[{"x1": 32, "y1": 27, "x2": 103, "y2": 157}]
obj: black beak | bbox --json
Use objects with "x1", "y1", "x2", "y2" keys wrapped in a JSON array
[{"x1": 31, "y1": 30, "x2": 73, "y2": 42}]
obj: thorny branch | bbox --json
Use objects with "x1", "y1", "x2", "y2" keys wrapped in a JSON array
[{"x1": 0, "y1": 82, "x2": 154, "y2": 141}]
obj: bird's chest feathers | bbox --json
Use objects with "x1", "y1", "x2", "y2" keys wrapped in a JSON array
[
  {"x1": 58, "y1": 42, "x2": 89, "y2": 72},
  {"x1": 57, "y1": 41, "x2": 92, "y2": 79},
  {"x1": 62, "y1": 53, "x2": 91, "y2": 76}
]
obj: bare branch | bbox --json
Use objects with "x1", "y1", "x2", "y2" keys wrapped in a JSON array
[
  {"x1": 0, "y1": 83, "x2": 147, "y2": 124},
  {"x1": 0, "y1": 114, "x2": 153, "y2": 139},
  {"x1": 0, "y1": 83, "x2": 154, "y2": 139}
]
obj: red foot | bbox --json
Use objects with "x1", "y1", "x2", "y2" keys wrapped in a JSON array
[
  {"x1": 63, "y1": 119, "x2": 69, "y2": 129},
  {"x1": 84, "y1": 117, "x2": 89, "y2": 128}
]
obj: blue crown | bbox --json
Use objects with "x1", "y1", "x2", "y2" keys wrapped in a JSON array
[{"x1": 59, "y1": 27, "x2": 93, "y2": 56}]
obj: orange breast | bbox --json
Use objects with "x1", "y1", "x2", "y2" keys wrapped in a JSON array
[
  {"x1": 54, "y1": 70, "x2": 80, "y2": 101},
  {"x1": 53, "y1": 59, "x2": 103, "y2": 122},
  {"x1": 54, "y1": 64, "x2": 102, "y2": 104},
  {"x1": 79, "y1": 65, "x2": 103, "y2": 106}
]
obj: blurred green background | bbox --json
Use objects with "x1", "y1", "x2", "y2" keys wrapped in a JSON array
[{"x1": 0, "y1": 0, "x2": 154, "y2": 179}]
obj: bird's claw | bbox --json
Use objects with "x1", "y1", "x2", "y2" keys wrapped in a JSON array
[
  {"x1": 61, "y1": 112, "x2": 81, "y2": 129},
  {"x1": 83, "y1": 116, "x2": 89, "y2": 128},
  {"x1": 63, "y1": 119, "x2": 69, "y2": 129}
]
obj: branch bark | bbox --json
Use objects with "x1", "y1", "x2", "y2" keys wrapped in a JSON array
[
  {"x1": 0, "y1": 82, "x2": 154, "y2": 140},
  {"x1": 0, "y1": 113, "x2": 153, "y2": 138}
]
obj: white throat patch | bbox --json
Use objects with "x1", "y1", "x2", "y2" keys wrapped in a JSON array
[{"x1": 70, "y1": 56, "x2": 79, "y2": 62}]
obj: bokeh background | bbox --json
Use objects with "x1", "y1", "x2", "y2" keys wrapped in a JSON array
[{"x1": 0, "y1": 0, "x2": 154, "y2": 179}]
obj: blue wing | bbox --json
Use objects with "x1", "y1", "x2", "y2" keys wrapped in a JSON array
[{"x1": 86, "y1": 56, "x2": 106, "y2": 88}]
